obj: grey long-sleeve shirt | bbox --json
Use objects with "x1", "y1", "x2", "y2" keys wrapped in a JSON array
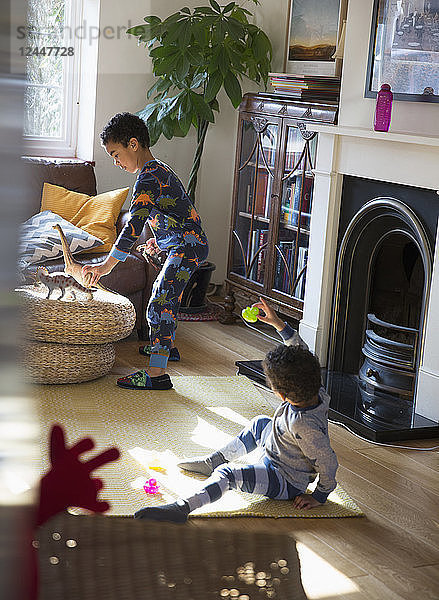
[{"x1": 264, "y1": 323, "x2": 338, "y2": 503}]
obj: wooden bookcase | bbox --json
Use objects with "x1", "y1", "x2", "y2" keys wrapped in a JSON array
[{"x1": 221, "y1": 92, "x2": 338, "y2": 324}]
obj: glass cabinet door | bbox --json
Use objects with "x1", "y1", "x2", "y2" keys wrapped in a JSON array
[
  {"x1": 273, "y1": 124, "x2": 317, "y2": 301},
  {"x1": 230, "y1": 116, "x2": 278, "y2": 285}
]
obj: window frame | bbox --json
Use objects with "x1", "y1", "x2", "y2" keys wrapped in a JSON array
[{"x1": 24, "y1": 0, "x2": 83, "y2": 158}]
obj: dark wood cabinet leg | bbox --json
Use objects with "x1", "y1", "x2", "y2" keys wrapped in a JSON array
[{"x1": 219, "y1": 289, "x2": 237, "y2": 324}]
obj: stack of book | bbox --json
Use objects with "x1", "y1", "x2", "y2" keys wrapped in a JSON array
[{"x1": 269, "y1": 73, "x2": 340, "y2": 102}]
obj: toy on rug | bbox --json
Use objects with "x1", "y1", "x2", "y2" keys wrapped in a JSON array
[
  {"x1": 147, "y1": 451, "x2": 167, "y2": 473},
  {"x1": 52, "y1": 223, "x2": 115, "y2": 294},
  {"x1": 241, "y1": 306, "x2": 259, "y2": 323},
  {"x1": 143, "y1": 478, "x2": 160, "y2": 495},
  {"x1": 35, "y1": 266, "x2": 93, "y2": 300}
]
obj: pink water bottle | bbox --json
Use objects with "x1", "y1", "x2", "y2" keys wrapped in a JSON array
[{"x1": 374, "y1": 84, "x2": 393, "y2": 132}]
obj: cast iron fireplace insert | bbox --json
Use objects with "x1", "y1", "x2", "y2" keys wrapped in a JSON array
[{"x1": 324, "y1": 176, "x2": 439, "y2": 441}]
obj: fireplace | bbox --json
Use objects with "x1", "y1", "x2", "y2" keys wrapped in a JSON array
[{"x1": 323, "y1": 176, "x2": 439, "y2": 441}]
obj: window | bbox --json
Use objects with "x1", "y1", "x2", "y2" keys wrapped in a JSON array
[{"x1": 24, "y1": 0, "x2": 82, "y2": 157}]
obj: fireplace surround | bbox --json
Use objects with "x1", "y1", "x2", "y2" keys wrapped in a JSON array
[{"x1": 298, "y1": 126, "x2": 439, "y2": 441}]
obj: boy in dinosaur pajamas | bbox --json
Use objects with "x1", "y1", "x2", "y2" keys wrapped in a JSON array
[{"x1": 82, "y1": 112, "x2": 208, "y2": 390}]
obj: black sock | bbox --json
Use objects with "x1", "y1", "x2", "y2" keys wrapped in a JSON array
[{"x1": 134, "y1": 501, "x2": 190, "y2": 523}]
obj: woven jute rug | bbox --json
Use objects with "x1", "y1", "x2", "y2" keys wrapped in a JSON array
[{"x1": 34, "y1": 375, "x2": 363, "y2": 518}]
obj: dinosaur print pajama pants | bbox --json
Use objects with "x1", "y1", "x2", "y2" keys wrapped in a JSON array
[{"x1": 147, "y1": 240, "x2": 209, "y2": 369}]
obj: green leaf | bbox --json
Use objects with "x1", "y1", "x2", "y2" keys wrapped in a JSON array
[
  {"x1": 162, "y1": 116, "x2": 175, "y2": 139},
  {"x1": 163, "y1": 21, "x2": 186, "y2": 45},
  {"x1": 150, "y1": 45, "x2": 178, "y2": 59},
  {"x1": 208, "y1": 49, "x2": 221, "y2": 74},
  {"x1": 143, "y1": 16, "x2": 162, "y2": 25},
  {"x1": 172, "y1": 119, "x2": 186, "y2": 137},
  {"x1": 190, "y1": 72, "x2": 207, "y2": 89},
  {"x1": 204, "y1": 70, "x2": 222, "y2": 102},
  {"x1": 146, "y1": 79, "x2": 161, "y2": 99},
  {"x1": 177, "y1": 93, "x2": 193, "y2": 136},
  {"x1": 175, "y1": 55, "x2": 191, "y2": 81},
  {"x1": 185, "y1": 45, "x2": 204, "y2": 67},
  {"x1": 209, "y1": 0, "x2": 221, "y2": 14},
  {"x1": 218, "y1": 47, "x2": 230, "y2": 77},
  {"x1": 225, "y1": 17, "x2": 245, "y2": 40},
  {"x1": 190, "y1": 92, "x2": 215, "y2": 122},
  {"x1": 224, "y1": 71, "x2": 242, "y2": 108},
  {"x1": 127, "y1": 24, "x2": 155, "y2": 41},
  {"x1": 222, "y1": 2, "x2": 237, "y2": 14},
  {"x1": 136, "y1": 103, "x2": 157, "y2": 122},
  {"x1": 180, "y1": 7, "x2": 191, "y2": 15}
]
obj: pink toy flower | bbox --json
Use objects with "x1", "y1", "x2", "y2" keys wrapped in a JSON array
[{"x1": 143, "y1": 478, "x2": 160, "y2": 494}]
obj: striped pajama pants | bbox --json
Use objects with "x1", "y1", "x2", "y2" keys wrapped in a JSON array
[{"x1": 181, "y1": 415, "x2": 303, "y2": 513}]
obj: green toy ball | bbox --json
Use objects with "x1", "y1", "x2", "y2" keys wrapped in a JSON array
[{"x1": 242, "y1": 306, "x2": 259, "y2": 323}]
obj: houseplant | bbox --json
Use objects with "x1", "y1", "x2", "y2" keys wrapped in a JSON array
[
  {"x1": 127, "y1": 0, "x2": 272, "y2": 313},
  {"x1": 127, "y1": 0, "x2": 272, "y2": 203}
]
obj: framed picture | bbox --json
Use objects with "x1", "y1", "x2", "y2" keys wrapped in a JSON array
[
  {"x1": 365, "y1": 0, "x2": 439, "y2": 102},
  {"x1": 283, "y1": 0, "x2": 348, "y2": 77}
]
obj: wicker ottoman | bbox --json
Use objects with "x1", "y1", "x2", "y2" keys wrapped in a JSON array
[{"x1": 17, "y1": 285, "x2": 136, "y2": 384}]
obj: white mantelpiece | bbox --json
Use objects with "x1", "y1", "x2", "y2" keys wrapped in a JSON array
[{"x1": 300, "y1": 128, "x2": 439, "y2": 422}]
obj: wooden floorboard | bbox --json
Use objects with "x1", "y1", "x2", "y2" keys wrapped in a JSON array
[{"x1": 112, "y1": 318, "x2": 439, "y2": 600}]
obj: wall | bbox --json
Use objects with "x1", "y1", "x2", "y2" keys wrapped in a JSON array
[
  {"x1": 340, "y1": 0, "x2": 439, "y2": 136},
  {"x1": 91, "y1": 0, "x2": 289, "y2": 284}
]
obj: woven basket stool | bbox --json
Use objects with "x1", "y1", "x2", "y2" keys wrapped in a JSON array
[
  {"x1": 17, "y1": 285, "x2": 136, "y2": 384},
  {"x1": 19, "y1": 285, "x2": 135, "y2": 344},
  {"x1": 23, "y1": 341, "x2": 116, "y2": 384}
]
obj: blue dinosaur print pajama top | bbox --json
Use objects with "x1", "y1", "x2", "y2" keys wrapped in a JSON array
[{"x1": 109, "y1": 159, "x2": 209, "y2": 368}]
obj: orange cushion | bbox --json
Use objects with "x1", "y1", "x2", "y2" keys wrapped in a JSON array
[{"x1": 41, "y1": 183, "x2": 129, "y2": 253}]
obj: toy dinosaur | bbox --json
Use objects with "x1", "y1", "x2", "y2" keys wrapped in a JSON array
[
  {"x1": 35, "y1": 266, "x2": 93, "y2": 300},
  {"x1": 52, "y1": 224, "x2": 116, "y2": 294}
]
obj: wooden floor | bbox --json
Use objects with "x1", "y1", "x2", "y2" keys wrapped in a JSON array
[{"x1": 113, "y1": 318, "x2": 439, "y2": 600}]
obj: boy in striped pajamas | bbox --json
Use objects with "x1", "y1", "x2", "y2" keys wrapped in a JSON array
[
  {"x1": 82, "y1": 113, "x2": 208, "y2": 390},
  {"x1": 135, "y1": 297, "x2": 338, "y2": 522}
]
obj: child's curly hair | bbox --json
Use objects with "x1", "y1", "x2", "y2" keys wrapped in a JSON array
[
  {"x1": 262, "y1": 344, "x2": 322, "y2": 405},
  {"x1": 100, "y1": 112, "x2": 150, "y2": 148}
]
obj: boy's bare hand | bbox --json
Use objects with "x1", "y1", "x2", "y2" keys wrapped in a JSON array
[
  {"x1": 252, "y1": 297, "x2": 285, "y2": 331},
  {"x1": 82, "y1": 260, "x2": 115, "y2": 285},
  {"x1": 292, "y1": 493, "x2": 323, "y2": 510}
]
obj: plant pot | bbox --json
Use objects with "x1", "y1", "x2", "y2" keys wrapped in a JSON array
[{"x1": 180, "y1": 261, "x2": 216, "y2": 313}]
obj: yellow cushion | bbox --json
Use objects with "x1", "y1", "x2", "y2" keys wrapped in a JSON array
[{"x1": 41, "y1": 183, "x2": 130, "y2": 253}]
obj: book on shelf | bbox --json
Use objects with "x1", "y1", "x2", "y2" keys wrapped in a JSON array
[
  {"x1": 281, "y1": 183, "x2": 293, "y2": 224},
  {"x1": 290, "y1": 174, "x2": 313, "y2": 228},
  {"x1": 245, "y1": 181, "x2": 252, "y2": 213},
  {"x1": 295, "y1": 246, "x2": 308, "y2": 300},
  {"x1": 249, "y1": 229, "x2": 268, "y2": 282},
  {"x1": 256, "y1": 230, "x2": 269, "y2": 281},
  {"x1": 253, "y1": 169, "x2": 269, "y2": 215},
  {"x1": 285, "y1": 150, "x2": 303, "y2": 172},
  {"x1": 274, "y1": 240, "x2": 295, "y2": 293}
]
